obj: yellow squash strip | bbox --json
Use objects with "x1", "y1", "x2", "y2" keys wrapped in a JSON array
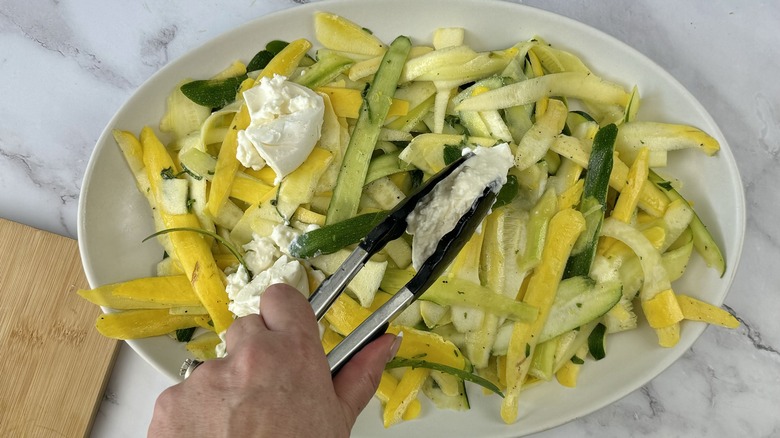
[
  {"x1": 339, "y1": 293, "x2": 424, "y2": 420},
  {"x1": 676, "y1": 294, "x2": 739, "y2": 328},
  {"x1": 229, "y1": 174, "x2": 274, "y2": 205},
  {"x1": 77, "y1": 275, "x2": 199, "y2": 309},
  {"x1": 292, "y1": 206, "x2": 327, "y2": 227},
  {"x1": 616, "y1": 121, "x2": 721, "y2": 164},
  {"x1": 383, "y1": 367, "x2": 430, "y2": 428},
  {"x1": 611, "y1": 147, "x2": 649, "y2": 222},
  {"x1": 141, "y1": 127, "x2": 234, "y2": 333},
  {"x1": 275, "y1": 147, "x2": 334, "y2": 220},
  {"x1": 550, "y1": 136, "x2": 667, "y2": 216},
  {"x1": 95, "y1": 309, "x2": 211, "y2": 340},
  {"x1": 513, "y1": 99, "x2": 568, "y2": 171},
  {"x1": 213, "y1": 253, "x2": 239, "y2": 271},
  {"x1": 113, "y1": 130, "x2": 174, "y2": 254},
  {"x1": 554, "y1": 360, "x2": 581, "y2": 388},
  {"x1": 206, "y1": 39, "x2": 312, "y2": 218},
  {"x1": 502, "y1": 208, "x2": 585, "y2": 424},
  {"x1": 557, "y1": 178, "x2": 584, "y2": 211},
  {"x1": 205, "y1": 86, "x2": 252, "y2": 218},
  {"x1": 321, "y1": 325, "x2": 343, "y2": 354},
  {"x1": 376, "y1": 372, "x2": 423, "y2": 421},
  {"x1": 112, "y1": 129, "x2": 145, "y2": 182},
  {"x1": 601, "y1": 147, "x2": 650, "y2": 250},
  {"x1": 526, "y1": 49, "x2": 548, "y2": 117},
  {"x1": 314, "y1": 12, "x2": 387, "y2": 56},
  {"x1": 317, "y1": 86, "x2": 409, "y2": 119},
  {"x1": 324, "y1": 293, "x2": 466, "y2": 369},
  {"x1": 455, "y1": 71, "x2": 630, "y2": 112},
  {"x1": 185, "y1": 331, "x2": 222, "y2": 360},
  {"x1": 655, "y1": 324, "x2": 681, "y2": 348},
  {"x1": 642, "y1": 289, "x2": 684, "y2": 328},
  {"x1": 555, "y1": 343, "x2": 588, "y2": 387},
  {"x1": 243, "y1": 166, "x2": 277, "y2": 186},
  {"x1": 465, "y1": 210, "x2": 504, "y2": 369},
  {"x1": 599, "y1": 218, "x2": 683, "y2": 347},
  {"x1": 496, "y1": 355, "x2": 508, "y2": 388},
  {"x1": 169, "y1": 306, "x2": 208, "y2": 315}
]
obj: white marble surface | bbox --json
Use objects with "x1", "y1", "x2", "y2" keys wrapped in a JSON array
[{"x1": 2, "y1": 0, "x2": 778, "y2": 436}]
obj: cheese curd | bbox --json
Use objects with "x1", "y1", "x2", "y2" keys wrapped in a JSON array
[
  {"x1": 406, "y1": 143, "x2": 513, "y2": 270},
  {"x1": 217, "y1": 225, "x2": 316, "y2": 357},
  {"x1": 236, "y1": 74, "x2": 324, "y2": 183},
  {"x1": 225, "y1": 226, "x2": 310, "y2": 318}
]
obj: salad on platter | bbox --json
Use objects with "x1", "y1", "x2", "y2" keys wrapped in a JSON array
[{"x1": 78, "y1": 11, "x2": 739, "y2": 428}]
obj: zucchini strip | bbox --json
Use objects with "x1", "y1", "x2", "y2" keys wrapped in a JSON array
[
  {"x1": 326, "y1": 36, "x2": 412, "y2": 224},
  {"x1": 514, "y1": 99, "x2": 568, "y2": 171},
  {"x1": 600, "y1": 219, "x2": 685, "y2": 347},
  {"x1": 563, "y1": 123, "x2": 617, "y2": 279},
  {"x1": 649, "y1": 170, "x2": 726, "y2": 276},
  {"x1": 455, "y1": 72, "x2": 630, "y2": 111},
  {"x1": 381, "y1": 269, "x2": 538, "y2": 323}
]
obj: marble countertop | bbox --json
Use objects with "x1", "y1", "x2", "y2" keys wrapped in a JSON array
[{"x1": 2, "y1": 0, "x2": 778, "y2": 436}]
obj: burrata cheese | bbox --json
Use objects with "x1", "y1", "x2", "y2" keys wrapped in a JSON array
[
  {"x1": 406, "y1": 143, "x2": 513, "y2": 270},
  {"x1": 236, "y1": 74, "x2": 324, "y2": 183}
]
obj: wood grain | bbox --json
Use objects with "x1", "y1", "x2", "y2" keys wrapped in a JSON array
[{"x1": 0, "y1": 218, "x2": 118, "y2": 438}]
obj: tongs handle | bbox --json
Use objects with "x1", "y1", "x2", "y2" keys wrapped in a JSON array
[{"x1": 326, "y1": 186, "x2": 497, "y2": 375}]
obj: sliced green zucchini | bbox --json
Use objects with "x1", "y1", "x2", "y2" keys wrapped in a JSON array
[
  {"x1": 538, "y1": 276, "x2": 622, "y2": 343},
  {"x1": 563, "y1": 123, "x2": 617, "y2": 278},
  {"x1": 648, "y1": 170, "x2": 726, "y2": 276}
]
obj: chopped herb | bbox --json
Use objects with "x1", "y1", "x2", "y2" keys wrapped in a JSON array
[
  {"x1": 525, "y1": 343, "x2": 531, "y2": 357},
  {"x1": 444, "y1": 114, "x2": 461, "y2": 127},
  {"x1": 570, "y1": 355, "x2": 585, "y2": 365},
  {"x1": 160, "y1": 167, "x2": 176, "y2": 180},
  {"x1": 386, "y1": 357, "x2": 503, "y2": 397},
  {"x1": 265, "y1": 40, "x2": 289, "y2": 55},
  {"x1": 442, "y1": 144, "x2": 462, "y2": 165},
  {"x1": 180, "y1": 75, "x2": 249, "y2": 109},
  {"x1": 175, "y1": 327, "x2": 196, "y2": 342},
  {"x1": 247, "y1": 50, "x2": 275, "y2": 72},
  {"x1": 272, "y1": 184, "x2": 285, "y2": 220},
  {"x1": 179, "y1": 164, "x2": 203, "y2": 180},
  {"x1": 570, "y1": 110, "x2": 597, "y2": 122},
  {"x1": 656, "y1": 180, "x2": 674, "y2": 191},
  {"x1": 587, "y1": 322, "x2": 608, "y2": 360},
  {"x1": 186, "y1": 198, "x2": 196, "y2": 212},
  {"x1": 493, "y1": 174, "x2": 519, "y2": 208}
]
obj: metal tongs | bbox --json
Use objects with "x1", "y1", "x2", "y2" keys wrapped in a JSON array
[{"x1": 308, "y1": 153, "x2": 499, "y2": 375}]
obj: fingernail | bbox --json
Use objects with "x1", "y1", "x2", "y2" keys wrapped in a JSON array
[{"x1": 387, "y1": 331, "x2": 403, "y2": 362}]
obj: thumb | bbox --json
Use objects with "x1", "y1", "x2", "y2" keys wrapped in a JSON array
[{"x1": 332, "y1": 333, "x2": 401, "y2": 426}]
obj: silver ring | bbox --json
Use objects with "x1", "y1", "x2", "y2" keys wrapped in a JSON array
[{"x1": 180, "y1": 358, "x2": 203, "y2": 379}]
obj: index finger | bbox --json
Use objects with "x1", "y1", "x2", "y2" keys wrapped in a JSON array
[{"x1": 260, "y1": 283, "x2": 321, "y2": 338}]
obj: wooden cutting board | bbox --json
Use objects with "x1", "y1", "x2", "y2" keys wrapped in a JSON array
[{"x1": 0, "y1": 218, "x2": 119, "y2": 437}]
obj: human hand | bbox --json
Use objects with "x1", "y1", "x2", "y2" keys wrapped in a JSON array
[{"x1": 148, "y1": 283, "x2": 401, "y2": 438}]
